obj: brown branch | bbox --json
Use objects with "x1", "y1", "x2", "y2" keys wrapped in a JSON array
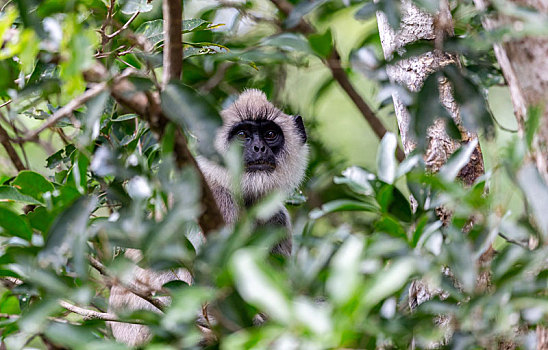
[
  {"x1": 0, "y1": 100, "x2": 11, "y2": 109},
  {"x1": 0, "y1": 122, "x2": 26, "y2": 171},
  {"x1": 269, "y1": 0, "x2": 405, "y2": 162},
  {"x1": 99, "y1": 0, "x2": 116, "y2": 47},
  {"x1": 106, "y1": 11, "x2": 140, "y2": 39},
  {"x1": 327, "y1": 51, "x2": 406, "y2": 162},
  {"x1": 162, "y1": 0, "x2": 183, "y2": 88},
  {"x1": 89, "y1": 255, "x2": 169, "y2": 312},
  {"x1": 19, "y1": 82, "x2": 108, "y2": 143},
  {"x1": 59, "y1": 300, "x2": 143, "y2": 324}
]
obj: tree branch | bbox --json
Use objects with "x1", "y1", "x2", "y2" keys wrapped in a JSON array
[
  {"x1": 106, "y1": 11, "x2": 140, "y2": 39},
  {"x1": 0, "y1": 121, "x2": 26, "y2": 171},
  {"x1": 162, "y1": 0, "x2": 183, "y2": 88},
  {"x1": 269, "y1": 0, "x2": 405, "y2": 162},
  {"x1": 59, "y1": 300, "x2": 143, "y2": 324},
  {"x1": 89, "y1": 255, "x2": 169, "y2": 312},
  {"x1": 19, "y1": 82, "x2": 109, "y2": 142},
  {"x1": 326, "y1": 51, "x2": 405, "y2": 162}
]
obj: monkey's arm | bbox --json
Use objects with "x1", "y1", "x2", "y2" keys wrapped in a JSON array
[
  {"x1": 197, "y1": 157, "x2": 238, "y2": 224},
  {"x1": 261, "y1": 207, "x2": 292, "y2": 257}
]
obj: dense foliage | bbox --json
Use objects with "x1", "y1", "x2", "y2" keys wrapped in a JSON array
[{"x1": 0, "y1": 0, "x2": 547, "y2": 348}]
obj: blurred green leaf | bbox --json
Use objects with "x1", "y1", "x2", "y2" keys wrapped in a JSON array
[
  {"x1": 286, "y1": 0, "x2": 328, "y2": 29},
  {"x1": 309, "y1": 199, "x2": 378, "y2": 219},
  {"x1": 12, "y1": 171, "x2": 54, "y2": 201},
  {"x1": 438, "y1": 138, "x2": 478, "y2": 182},
  {"x1": 261, "y1": 33, "x2": 314, "y2": 55},
  {"x1": 334, "y1": 166, "x2": 375, "y2": 195},
  {"x1": 231, "y1": 249, "x2": 291, "y2": 323},
  {"x1": 525, "y1": 105, "x2": 542, "y2": 150},
  {"x1": 122, "y1": 0, "x2": 152, "y2": 14},
  {"x1": 327, "y1": 234, "x2": 363, "y2": 304},
  {"x1": 377, "y1": 132, "x2": 397, "y2": 184},
  {"x1": 308, "y1": 29, "x2": 333, "y2": 58},
  {"x1": 517, "y1": 164, "x2": 548, "y2": 239},
  {"x1": 161, "y1": 82, "x2": 222, "y2": 160},
  {"x1": 0, "y1": 186, "x2": 42, "y2": 205},
  {"x1": 0, "y1": 207, "x2": 33, "y2": 240}
]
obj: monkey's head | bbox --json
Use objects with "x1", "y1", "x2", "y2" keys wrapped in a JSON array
[{"x1": 216, "y1": 89, "x2": 309, "y2": 200}]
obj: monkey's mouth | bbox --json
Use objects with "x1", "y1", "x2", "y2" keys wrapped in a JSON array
[{"x1": 245, "y1": 160, "x2": 276, "y2": 172}]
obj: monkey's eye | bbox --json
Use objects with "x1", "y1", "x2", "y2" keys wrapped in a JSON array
[
  {"x1": 264, "y1": 130, "x2": 277, "y2": 141},
  {"x1": 236, "y1": 130, "x2": 247, "y2": 140}
]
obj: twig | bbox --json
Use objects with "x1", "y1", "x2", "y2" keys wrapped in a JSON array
[
  {"x1": 89, "y1": 255, "x2": 168, "y2": 312},
  {"x1": 106, "y1": 11, "x2": 140, "y2": 39},
  {"x1": 268, "y1": 0, "x2": 405, "y2": 162},
  {"x1": 0, "y1": 100, "x2": 11, "y2": 109},
  {"x1": 200, "y1": 62, "x2": 234, "y2": 93},
  {"x1": 19, "y1": 82, "x2": 108, "y2": 142},
  {"x1": 162, "y1": 0, "x2": 183, "y2": 88},
  {"x1": 327, "y1": 51, "x2": 406, "y2": 162},
  {"x1": 59, "y1": 300, "x2": 144, "y2": 324},
  {"x1": 100, "y1": 0, "x2": 116, "y2": 47},
  {"x1": 0, "y1": 121, "x2": 26, "y2": 171},
  {"x1": 0, "y1": 313, "x2": 80, "y2": 326}
]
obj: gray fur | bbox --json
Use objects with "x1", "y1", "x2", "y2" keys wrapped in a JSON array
[{"x1": 109, "y1": 90, "x2": 308, "y2": 345}]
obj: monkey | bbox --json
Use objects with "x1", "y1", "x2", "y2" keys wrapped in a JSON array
[{"x1": 108, "y1": 89, "x2": 309, "y2": 345}]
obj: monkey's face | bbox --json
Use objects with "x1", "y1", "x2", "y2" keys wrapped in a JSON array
[
  {"x1": 228, "y1": 120, "x2": 284, "y2": 173},
  {"x1": 215, "y1": 89, "x2": 309, "y2": 198}
]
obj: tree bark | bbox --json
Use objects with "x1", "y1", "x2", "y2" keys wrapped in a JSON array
[
  {"x1": 474, "y1": 0, "x2": 548, "y2": 184},
  {"x1": 376, "y1": 0, "x2": 486, "y2": 345},
  {"x1": 162, "y1": 0, "x2": 182, "y2": 87},
  {"x1": 472, "y1": 1, "x2": 548, "y2": 348},
  {"x1": 376, "y1": 0, "x2": 483, "y2": 177}
]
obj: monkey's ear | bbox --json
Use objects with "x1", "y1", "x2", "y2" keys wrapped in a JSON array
[{"x1": 294, "y1": 115, "x2": 307, "y2": 144}]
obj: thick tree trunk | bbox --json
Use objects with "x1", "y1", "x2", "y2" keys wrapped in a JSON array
[
  {"x1": 376, "y1": 0, "x2": 486, "y2": 346},
  {"x1": 473, "y1": 1, "x2": 548, "y2": 348},
  {"x1": 474, "y1": 0, "x2": 548, "y2": 184}
]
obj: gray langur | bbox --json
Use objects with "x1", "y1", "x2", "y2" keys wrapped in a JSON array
[{"x1": 108, "y1": 89, "x2": 309, "y2": 345}]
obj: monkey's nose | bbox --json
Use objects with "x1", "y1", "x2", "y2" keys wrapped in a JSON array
[{"x1": 253, "y1": 145, "x2": 266, "y2": 153}]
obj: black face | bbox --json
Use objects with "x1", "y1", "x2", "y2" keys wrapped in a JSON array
[{"x1": 228, "y1": 120, "x2": 285, "y2": 172}]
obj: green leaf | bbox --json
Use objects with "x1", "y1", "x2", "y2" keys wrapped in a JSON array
[
  {"x1": 161, "y1": 82, "x2": 222, "y2": 160},
  {"x1": 375, "y1": 215, "x2": 406, "y2": 239},
  {"x1": 286, "y1": 0, "x2": 328, "y2": 29},
  {"x1": 67, "y1": 152, "x2": 89, "y2": 194},
  {"x1": 355, "y1": 3, "x2": 378, "y2": 20},
  {"x1": 517, "y1": 164, "x2": 548, "y2": 239},
  {"x1": 327, "y1": 235, "x2": 363, "y2": 304},
  {"x1": 0, "y1": 291, "x2": 21, "y2": 315},
  {"x1": 0, "y1": 207, "x2": 33, "y2": 240},
  {"x1": 121, "y1": 0, "x2": 152, "y2": 14},
  {"x1": 363, "y1": 257, "x2": 416, "y2": 308},
  {"x1": 334, "y1": 166, "x2": 375, "y2": 195},
  {"x1": 308, "y1": 28, "x2": 333, "y2": 59},
  {"x1": 136, "y1": 19, "x2": 217, "y2": 47},
  {"x1": 261, "y1": 33, "x2": 314, "y2": 55},
  {"x1": 0, "y1": 186, "x2": 42, "y2": 205},
  {"x1": 309, "y1": 199, "x2": 378, "y2": 219},
  {"x1": 40, "y1": 196, "x2": 96, "y2": 276},
  {"x1": 183, "y1": 19, "x2": 214, "y2": 33},
  {"x1": 411, "y1": 73, "x2": 456, "y2": 150},
  {"x1": 525, "y1": 105, "x2": 542, "y2": 149},
  {"x1": 443, "y1": 65, "x2": 494, "y2": 139},
  {"x1": 136, "y1": 19, "x2": 164, "y2": 46},
  {"x1": 377, "y1": 132, "x2": 397, "y2": 184},
  {"x1": 12, "y1": 171, "x2": 54, "y2": 201},
  {"x1": 231, "y1": 249, "x2": 291, "y2": 323}
]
